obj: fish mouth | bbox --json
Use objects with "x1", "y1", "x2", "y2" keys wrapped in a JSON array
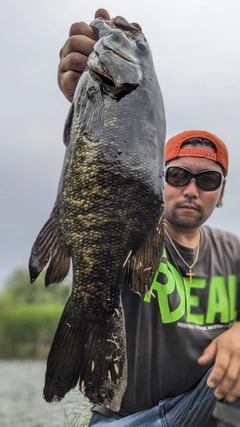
[
  {"x1": 91, "y1": 16, "x2": 141, "y2": 37},
  {"x1": 90, "y1": 16, "x2": 144, "y2": 65},
  {"x1": 88, "y1": 16, "x2": 144, "y2": 97},
  {"x1": 113, "y1": 16, "x2": 142, "y2": 32}
]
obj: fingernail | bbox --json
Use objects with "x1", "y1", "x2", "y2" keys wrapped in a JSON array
[
  {"x1": 215, "y1": 392, "x2": 224, "y2": 399},
  {"x1": 226, "y1": 396, "x2": 236, "y2": 403},
  {"x1": 199, "y1": 354, "x2": 206, "y2": 360},
  {"x1": 208, "y1": 380, "x2": 216, "y2": 388}
]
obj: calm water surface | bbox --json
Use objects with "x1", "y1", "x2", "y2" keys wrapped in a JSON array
[{"x1": 0, "y1": 360, "x2": 91, "y2": 427}]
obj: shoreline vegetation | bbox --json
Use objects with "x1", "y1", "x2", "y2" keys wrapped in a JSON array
[
  {"x1": 0, "y1": 267, "x2": 71, "y2": 359},
  {"x1": 0, "y1": 304, "x2": 63, "y2": 358},
  {"x1": 0, "y1": 269, "x2": 93, "y2": 426}
]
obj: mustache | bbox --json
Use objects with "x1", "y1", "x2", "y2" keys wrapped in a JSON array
[{"x1": 175, "y1": 200, "x2": 203, "y2": 213}]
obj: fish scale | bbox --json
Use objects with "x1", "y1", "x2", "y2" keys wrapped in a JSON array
[{"x1": 29, "y1": 15, "x2": 166, "y2": 411}]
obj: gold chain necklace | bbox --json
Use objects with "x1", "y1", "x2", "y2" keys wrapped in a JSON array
[{"x1": 165, "y1": 229, "x2": 200, "y2": 283}]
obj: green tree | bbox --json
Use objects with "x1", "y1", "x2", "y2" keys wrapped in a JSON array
[
  {"x1": 0, "y1": 268, "x2": 72, "y2": 358},
  {"x1": 0, "y1": 267, "x2": 71, "y2": 306}
]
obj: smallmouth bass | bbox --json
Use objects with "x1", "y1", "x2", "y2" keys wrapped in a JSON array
[{"x1": 29, "y1": 16, "x2": 166, "y2": 411}]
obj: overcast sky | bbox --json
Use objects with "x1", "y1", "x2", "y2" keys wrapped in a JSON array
[{"x1": 1, "y1": 0, "x2": 240, "y2": 288}]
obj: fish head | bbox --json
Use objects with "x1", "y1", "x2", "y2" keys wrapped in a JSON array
[{"x1": 88, "y1": 16, "x2": 151, "y2": 98}]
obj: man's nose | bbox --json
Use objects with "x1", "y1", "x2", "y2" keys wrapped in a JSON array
[{"x1": 182, "y1": 178, "x2": 200, "y2": 198}]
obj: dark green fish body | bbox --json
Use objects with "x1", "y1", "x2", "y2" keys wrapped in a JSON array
[{"x1": 29, "y1": 16, "x2": 166, "y2": 411}]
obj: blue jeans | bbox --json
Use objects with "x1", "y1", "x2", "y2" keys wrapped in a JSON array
[{"x1": 88, "y1": 368, "x2": 217, "y2": 427}]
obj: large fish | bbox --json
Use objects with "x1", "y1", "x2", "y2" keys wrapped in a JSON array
[{"x1": 29, "y1": 16, "x2": 166, "y2": 411}]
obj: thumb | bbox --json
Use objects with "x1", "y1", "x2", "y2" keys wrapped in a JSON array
[
  {"x1": 95, "y1": 9, "x2": 111, "y2": 20},
  {"x1": 198, "y1": 340, "x2": 217, "y2": 365}
]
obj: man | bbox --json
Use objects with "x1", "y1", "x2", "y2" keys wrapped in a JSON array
[{"x1": 57, "y1": 9, "x2": 240, "y2": 426}]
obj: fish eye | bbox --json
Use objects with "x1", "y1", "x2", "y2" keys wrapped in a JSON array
[{"x1": 136, "y1": 41, "x2": 146, "y2": 50}]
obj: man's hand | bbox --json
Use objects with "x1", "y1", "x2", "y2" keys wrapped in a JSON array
[
  {"x1": 58, "y1": 8, "x2": 111, "y2": 102},
  {"x1": 198, "y1": 322, "x2": 240, "y2": 402}
]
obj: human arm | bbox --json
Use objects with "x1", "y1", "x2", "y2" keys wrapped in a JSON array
[
  {"x1": 58, "y1": 8, "x2": 111, "y2": 102},
  {"x1": 198, "y1": 321, "x2": 240, "y2": 402}
]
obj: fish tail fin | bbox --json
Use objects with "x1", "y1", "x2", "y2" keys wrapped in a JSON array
[
  {"x1": 29, "y1": 209, "x2": 70, "y2": 286},
  {"x1": 43, "y1": 295, "x2": 127, "y2": 411}
]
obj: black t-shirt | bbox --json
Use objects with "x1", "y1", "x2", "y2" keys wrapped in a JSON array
[{"x1": 94, "y1": 226, "x2": 240, "y2": 417}]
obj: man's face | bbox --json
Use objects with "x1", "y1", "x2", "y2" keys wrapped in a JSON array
[{"x1": 164, "y1": 155, "x2": 225, "y2": 229}]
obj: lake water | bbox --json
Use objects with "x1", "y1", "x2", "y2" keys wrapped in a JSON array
[{"x1": 0, "y1": 360, "x2": 91, "y2": 427}]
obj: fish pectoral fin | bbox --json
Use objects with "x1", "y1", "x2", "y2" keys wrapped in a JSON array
[
  {"x1": 129, "y1": 207, "x2": 164, "y2": 296},
  {"x1": 63, "y1": 103, "x2": 74, "y2": 147},
  {"x1": 43, "y1": 296, "x2": 127, "y2": 411},
  {"x1": 29, "y1": 209, "x2": 70, "y2": 286},
  {"x1": 78, "y1": 80, "x2": 104, "y2": 141}
]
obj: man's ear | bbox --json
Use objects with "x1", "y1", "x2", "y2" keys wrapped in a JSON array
[{"x1": 216, "y1": 178, "x2": 226, "y2": 208}]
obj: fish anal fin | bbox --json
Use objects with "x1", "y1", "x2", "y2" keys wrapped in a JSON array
[
  {"x1": 129, "y1": 206, "x2": 164, "y2": 296},
  {"x1": 45, "y1": 246, "x2": 70, "y2": 287},
  {"x1": 29, "y1": 209, "x2": 70, "y2": 286}
]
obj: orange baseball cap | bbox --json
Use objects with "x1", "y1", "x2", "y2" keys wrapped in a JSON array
[{"x1": 165, "y1": 130, "x2": 228, "y2": 174}]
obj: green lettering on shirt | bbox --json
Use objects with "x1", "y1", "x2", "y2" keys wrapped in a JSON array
[
  {"x1": 144, "y1": 250, "x2": 185, "y2": 323},
  {"x1": 143, "y1": 251, "x2": 238, "y2": 326},
  {"x1": 228, "y1": 275, "x2": 237, "y2": 321},
  {"x1": 184, "y1": 278, "x2": 206, "y2": 325},
  {"x1": 205, "y1": 276, "x2": 229, "y2": 323}
]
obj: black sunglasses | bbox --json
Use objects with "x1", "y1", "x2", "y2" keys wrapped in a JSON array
[{"x1": 165, "y1": 166, "x2": 224, "y2": 191}]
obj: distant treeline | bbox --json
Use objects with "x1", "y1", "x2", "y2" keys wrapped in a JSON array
[{"x1": 0, "y1": 268, "x2": 71, "y2": 359}]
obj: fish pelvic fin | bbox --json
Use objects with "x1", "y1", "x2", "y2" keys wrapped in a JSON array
[
  {"x1": 129, "y1": 206, "x2": 164, "y2": 296},
  {"x1": 43, "y1": 295, "x2": 127, "y2": 411},
  {"x1": 29, "y1": 208, "x2": 70, "y2": 286}
]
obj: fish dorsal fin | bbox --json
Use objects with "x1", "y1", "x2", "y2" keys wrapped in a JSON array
[{"x1": 63, "y1": 103, "x2": 74, "y2": 146}]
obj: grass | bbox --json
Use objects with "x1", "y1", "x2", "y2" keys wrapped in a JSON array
[
  {"x1": 0, "y1": 304, "x2": 63, "y2": 358},
  {"x1": 64, "y1": 404, "x2": 91, "y2": 427}
]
